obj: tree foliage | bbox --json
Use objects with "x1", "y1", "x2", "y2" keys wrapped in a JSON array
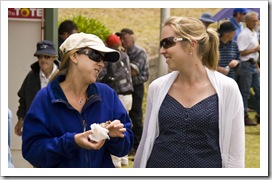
[{"x1": 59, "y1": 15, "x2": 111, "y2": 42}]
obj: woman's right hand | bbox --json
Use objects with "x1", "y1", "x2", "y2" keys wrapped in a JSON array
[
  {"x1": 74, "y1": 130, "x2": 106, "y2": 150},
  {"x1": 14, "y1": 118, "x2": 24, "y2": 136}
]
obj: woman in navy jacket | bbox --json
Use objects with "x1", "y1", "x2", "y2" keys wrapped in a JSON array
[{"x1": 22, "y1": 33, "x2": 133, "y2": 168}]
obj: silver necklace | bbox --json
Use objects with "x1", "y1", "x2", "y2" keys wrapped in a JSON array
[
  {"x1": 78, "y1": 98, "x2": 85, "y2": 105},
  {"x1": 63, "y1": 84, "x2": 86, "y2": 105}
]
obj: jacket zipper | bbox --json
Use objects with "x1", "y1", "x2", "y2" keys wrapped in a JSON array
[
  {"x1": 82, "y1": 119, "x2": 87, "y2": 132},
  {"x1": 81, "y1": 95, "x2": 98, "y2": 167},
  {"x1": 82, "y1": 119, "x2": 89, "y2": 167}
]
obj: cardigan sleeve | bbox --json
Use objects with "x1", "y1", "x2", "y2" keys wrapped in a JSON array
[
  {"x1": 133, "y1": 82, "x2": 155, "y2": 167},
  {"x1": 206, "y1": 69, "x2": 245, "y2": 168},
  {"x1": 224, "y1": 80, "x2": 245, "y2": 167}
]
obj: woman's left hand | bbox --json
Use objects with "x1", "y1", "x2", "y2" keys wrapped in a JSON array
[
  {"x1": 228, "y1": 60, "x2": 239, "y2": 68},
  {"x1": 106, "y1": 119, "x2": 126, "y2": 138}
]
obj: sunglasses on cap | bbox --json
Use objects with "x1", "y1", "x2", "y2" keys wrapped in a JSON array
[
  {"x1": 37, "y1": 55, "x2": 52, "y2": 59},
  {"x1": 76, "y1": 49, "x2": 104, "y2": 62},
  {"x1": 160, "y1": 36, "x2": 185, "y2": 49}
]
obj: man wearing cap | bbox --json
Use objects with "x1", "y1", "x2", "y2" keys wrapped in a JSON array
[
  {"x1": 199, "y1": 12, "x2": 215, "y2": 29},
  {"x1": 217, "y1": 21, "x2": 240, "y2": 80},
  {"x1": 98, "y1": 34, "x2": 134, "y2": 167},
  {"x1": 21, "y1": 32, "x2": 133, "y2": 168},
  {"x1": 237, "y1": 11, "x2": 260, "y2": 125},
  {"x1": 15, "y1": 40, "x2": 59, "y2": 136},
  {"x1": 230, "y1": 8, "x2": 249, "y2": 41},
  {"x1": 100, "y1": 34, "x2": 134, "y2": 99},
  {"x1": 116, "y1": 28, "x2": 149, "y2": 153}
]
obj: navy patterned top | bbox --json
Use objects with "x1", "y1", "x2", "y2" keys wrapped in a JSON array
[
  {"x1": 218, "y1": 40, "x2": 240, "y2": 79},
  {"x1": 146, "y1": 93, "x2": 222, "y2": 168}
]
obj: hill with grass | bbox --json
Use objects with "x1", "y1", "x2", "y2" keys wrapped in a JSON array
[{"x1": 58, "y1": 8, "x2": 222, "y2": 57}]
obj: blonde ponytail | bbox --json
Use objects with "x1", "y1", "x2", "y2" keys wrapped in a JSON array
[{"x1": 202, "y1": 28, "x2": 219, "y2": 70}]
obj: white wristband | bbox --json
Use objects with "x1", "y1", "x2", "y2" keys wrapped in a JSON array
[{"x1": 225, "y1": 65, "x2": 230, "y2": 73}]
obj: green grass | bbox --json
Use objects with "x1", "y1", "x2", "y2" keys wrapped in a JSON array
[
  {"x1": 58, "y1": 8, "x2": 222, "y2": 57},
  {"x1": 245, "y1": 112, "x2": 260, "y2": 168}
]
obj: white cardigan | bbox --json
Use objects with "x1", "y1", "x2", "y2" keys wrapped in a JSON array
[{"x1": 134, "y1": 68, "x2": 245, "y2": 168}]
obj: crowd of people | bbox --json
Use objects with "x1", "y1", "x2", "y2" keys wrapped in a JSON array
[
  {"x1": 200, "y1": 8, "x2": 260, "y2": 126},
  {"x1": 9, "y1": 7, "x2": 260, "y2": 168}
]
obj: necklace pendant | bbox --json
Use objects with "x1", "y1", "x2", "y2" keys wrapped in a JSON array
[{"x1": 79, "y1": 98, "x2": 84, "y2": 105}]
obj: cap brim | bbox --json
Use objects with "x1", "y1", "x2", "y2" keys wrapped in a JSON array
[
  {"x1": 199, "y1": 18, "x2": 215, "y2": 23},
  {"x1": 90, "y1": 45, "x2": 120, "y2": 63},
  {"x1": 219, "y1": 29, "x2": 237, "y2": 34},
  {"x1": 115, "y1": 32, "x2": 123, "y2": 36}
]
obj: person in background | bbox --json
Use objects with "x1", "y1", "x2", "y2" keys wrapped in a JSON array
[
  {"x1": 8, "y1": 108, "x2": 15, "y2": 168},
  {"x1": 22, "y1": 32, "x2": 133, "y2": 168},
  {"x1": 134, "y1": 16, "x2": 244, "y2": 168},
  {"x1": 14, "y1": 40, "x2": 59, "y2": 136},
  {"x1": 255, "y1": 19, "x2": 260, "y2": 67},
  {"x1": 230, "y1": 8, "x2": 249, "y2": 41},
  {"x1": 237, "y1": 11, "x2": 260, "y2": 125},
  {"x1": 58, "y1": 20, "x2": 78, "y2": 48},
  {"x1": 217, "y1": 21, "x2": 240, "y2": 80},
  {"x1": 98, "y1": 34, "x2": 134, "y2": 167},
  {"x1": 199, "y1": 12, "x2": 215, "y2": 29},
  {"x1": 116, "y1": 28, "x2": 149, "y2": 154}
]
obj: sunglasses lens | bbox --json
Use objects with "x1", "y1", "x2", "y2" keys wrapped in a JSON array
[
  {"x1": 90, "y1": 51, "x2": 104, "y2": 62},
  {"x1": 160, "y1": 37, "x2": 175, "y2": 49},
  {"x1": 77, "y1": 49, "x2": 104, "y2": 62}
]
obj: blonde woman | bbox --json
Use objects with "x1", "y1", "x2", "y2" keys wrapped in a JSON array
[
  {"x1": 22, "y1": 33, "x2": 133, "y2": 168},
  {"x1": 134, "y1": 16, "x2": 244, "y2": 168}
]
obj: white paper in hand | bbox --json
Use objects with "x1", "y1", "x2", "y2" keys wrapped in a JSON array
[{"x1": 89, "y1": 123, "x2": 110, "y2": 142}]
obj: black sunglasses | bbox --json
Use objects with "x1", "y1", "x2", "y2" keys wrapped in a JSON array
[
  {"x1": 160, "y1": 36, "x2": 184, "y2": 49},
  {"x1": 37, "y1": 55, "x2": 51, "y2": 59},
  {"x1": 76, "y1": 49, "x2": 104, "y2": 62}
]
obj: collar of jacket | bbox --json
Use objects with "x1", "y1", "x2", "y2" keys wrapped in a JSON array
[
  {"x1": 49, "y1": 75, "x2": 102, "y2": 107},
  {"x1": 30, "y1": 60, "x2": 60, "y2": 73}
]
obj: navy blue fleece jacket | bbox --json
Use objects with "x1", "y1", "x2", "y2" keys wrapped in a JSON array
[{"x1": 22, "y1": 75, "x2": 133, "y2": 168}]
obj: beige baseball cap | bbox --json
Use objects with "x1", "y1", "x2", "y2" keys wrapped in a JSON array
[{"x1": 59, "y1": 32, "x2": 120, "y2": 62}]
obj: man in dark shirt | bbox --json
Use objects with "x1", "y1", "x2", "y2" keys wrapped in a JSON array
[
  {"x1": 116, "y1": 28, "x2": 149, "y2": 152},
  {"x1": 58, "y1": 20, "x2": 78, "y2": 48},
  {"x1": 15, "y1": 40, "x2": 59, "y2": 136},
  {"x1": 217, "y1": 21, "x2": 240, "y2": 80}
]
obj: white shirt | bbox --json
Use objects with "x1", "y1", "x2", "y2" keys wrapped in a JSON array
[
  {"x1": 39, "y1": 63, "x2": 58, "y2": 88},
  {"x1": 133, "y1": 68, "x2": 245, "y2": 168},
  {"x1": 237, "y1": 27, "x2": 259, "y2": 62}
]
